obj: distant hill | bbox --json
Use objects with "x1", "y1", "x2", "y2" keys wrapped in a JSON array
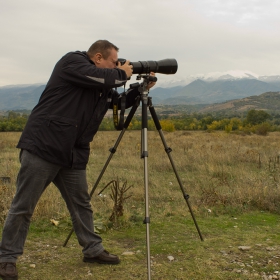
[
  {"x1": 0, "y1": 84, "x2": 45, "y2": 110},
  {"x1": 198, "y1": 91, "x2": 280, "y2": 114},
  {"x1": 1, "y1": 76, "x2": 280, "y2": 110},
  {"x1": 150, "y1": 79, "x2": 280, "y2": 105}
]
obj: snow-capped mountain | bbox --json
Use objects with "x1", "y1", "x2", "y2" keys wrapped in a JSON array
[
  {"x1": 155, "y1": 71, "x2": 280, "y2": 88},
  {"x1": 1, "y1": 71, "x2": 280, "y2": 110},
  {"x1": 197, "y1": 70, "x2": 259, "y2": 81},
  {"x1": 259, "y1": 75, "x2": 280, "y2": 82}
]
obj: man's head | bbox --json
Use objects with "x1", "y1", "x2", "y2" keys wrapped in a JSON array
[{"x1": 87, "y1": 40, "x2": 119, "y2": 69}]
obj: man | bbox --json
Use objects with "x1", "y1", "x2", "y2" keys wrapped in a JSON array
[{"x1": 0, "y1": 40, "x2": 156, "y2": 280}]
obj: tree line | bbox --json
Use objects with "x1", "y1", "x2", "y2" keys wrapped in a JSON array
[{"x1": 0, "y1": 109, "x2": 279, "y2": 135}]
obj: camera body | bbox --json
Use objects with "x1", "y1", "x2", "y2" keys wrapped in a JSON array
[{"x1": 118, "y1": 58, "x2": 178, "y2": 75}]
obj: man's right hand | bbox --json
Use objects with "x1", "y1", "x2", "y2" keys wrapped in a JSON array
[{"x1": 117, "y1": 60, "x2": 133, "y2": 78}]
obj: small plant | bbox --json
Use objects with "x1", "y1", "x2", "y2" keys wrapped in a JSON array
[
  {"x1": 98, "y1": 178, "x2": 133, "y2": 226},
  {"x1": 94, "y1": 218, "x2": 107, "y2": 233}
]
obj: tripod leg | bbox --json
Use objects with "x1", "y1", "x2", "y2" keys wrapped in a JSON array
[
  {"x1": 149, "y1": 101, "x2": 204, "y2": 241},
  {"x1": 63, "y1": 97, "x2": 140, "y2": 247},
  {"x1": 141, "y1": 95, "x2": 152, "y2": 280}
]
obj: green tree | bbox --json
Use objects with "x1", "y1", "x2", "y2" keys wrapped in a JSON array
[
  {"x1": 8, "y1": 111, "x2": 20, "y2": 119},
  {"x1": 246, "y1": 109, "x2": 271, "y2": 125}
]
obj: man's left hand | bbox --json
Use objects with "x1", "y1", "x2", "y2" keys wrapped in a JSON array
[{"x1": 147, "y1": 72, "x2": 156, "y2": 90}]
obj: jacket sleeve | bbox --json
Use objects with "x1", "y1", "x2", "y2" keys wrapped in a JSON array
[{"x1": 59, "y1": 52, "x2": 128, "y2": 89}]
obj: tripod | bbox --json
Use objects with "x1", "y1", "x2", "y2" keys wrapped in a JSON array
[{"x1": 63, "y1": 74, "x2": 203, "y2": 280}]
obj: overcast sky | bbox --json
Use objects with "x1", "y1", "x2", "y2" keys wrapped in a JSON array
[{"x1": 0, "y1": 0, "x2": 279, "y2": 87}]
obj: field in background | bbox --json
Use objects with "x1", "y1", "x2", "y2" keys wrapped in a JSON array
[
  {"x1": 1, "y1": 130, "x2": 280, "y2": 279},
  {"x1": 1, "y1": 130, "x2": 279, "y2": 221}
]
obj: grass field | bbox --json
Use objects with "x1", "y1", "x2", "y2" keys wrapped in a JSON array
[{"x1": 1, "y1": 130, "x2": 280, "y2": 279}]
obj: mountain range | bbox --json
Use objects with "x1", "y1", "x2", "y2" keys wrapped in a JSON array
[
  {"x1": 0, "y1": 72, "x2": 280, "y2": 110},
  {"x1": 156, "y1": 71, "x2": 280, "y2": 88},
  {"x1": 150, "y1": 78, "x2": 280, "y2": 105},
  {"x1": 0, "y1": 84, "x2": 45, "y2": 110}
]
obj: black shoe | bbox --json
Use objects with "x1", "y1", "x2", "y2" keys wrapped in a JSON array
[
  {"x1": 0, "y1": 263, "x2": 18, "y2": 280},
  {"x1": 83, "y1": 250, "x2": 120, "y2": 265}
]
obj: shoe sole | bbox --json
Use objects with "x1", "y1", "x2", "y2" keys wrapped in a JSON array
[{"x1": 83, "y1": 258, "x2": 120, "y2": 265}]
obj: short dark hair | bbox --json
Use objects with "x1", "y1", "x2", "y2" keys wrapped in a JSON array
[{"x1": 87, "y1": 40, "x2": 119, "y2": 59}]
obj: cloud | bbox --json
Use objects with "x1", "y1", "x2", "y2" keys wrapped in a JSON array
[
  {"x1": 192, "y1": 0, "x2": 280, "y2": 28},
  {"x1": 0, "y1": 0, "x2": 279, "y2": 86}
]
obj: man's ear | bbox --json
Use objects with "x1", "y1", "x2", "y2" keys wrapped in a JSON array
[{"x1": 94, "y1": 53, "x2": 102, "y2": 65}]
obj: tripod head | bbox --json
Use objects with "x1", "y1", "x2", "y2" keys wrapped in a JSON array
[
  {"x1": 113, "y1": 74, "x2": 157, "y2": 131},
  {"x1": 136, "y1": 74, "x2": 158, "y2": 82},
  {"x1": 130, "y1": 74, "x2": 158, "y2": 95}
]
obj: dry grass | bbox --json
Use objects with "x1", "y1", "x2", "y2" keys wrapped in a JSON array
[
  {"x1": 0, "y1": 130, "x2": 280, "y2": 224},
  {"x1": 1, "y1": 130, "x2": 280, "y2": 279}
]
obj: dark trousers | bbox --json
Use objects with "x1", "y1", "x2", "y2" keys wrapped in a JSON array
[{"x1": 0, "y1": 150, "x2": 104, "y2": 263}]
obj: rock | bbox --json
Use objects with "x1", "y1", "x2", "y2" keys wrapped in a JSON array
[
  {"x1": 167, "y1": 255, "x2": 174, "y2": 261},
  {"x1": 266, "y1": 247, "x2": 276, "y2": 251},
  {"x1": 238, "y1": 246, "x2": 251, "y2": 251},
  {"x1": 121, "y1": 251, "x2": 135, "y2": 256}
]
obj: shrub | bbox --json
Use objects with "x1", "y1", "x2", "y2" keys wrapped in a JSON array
[{"x1": 254, "y1": 122, "x2": 271, "y2": 136}]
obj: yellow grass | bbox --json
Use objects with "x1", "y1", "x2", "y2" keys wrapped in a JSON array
[{"x1": 0, "y1": 130, "x2": 280, "y2": 224}]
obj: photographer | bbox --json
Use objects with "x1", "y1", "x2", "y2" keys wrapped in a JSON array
[{"x1": 0, "y1": 40, "x2": 156, "y2": 280}]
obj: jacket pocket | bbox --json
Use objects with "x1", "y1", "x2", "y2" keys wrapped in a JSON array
[
  {"x1": 48, "y1": 114, "x2": 77, "y2": 129},
  {"x1": 37, "y1": 115, "x2": 78, "y2": 164}
]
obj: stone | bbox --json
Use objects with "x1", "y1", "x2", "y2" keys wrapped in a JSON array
[
  {"x1": 121, "y1": 251, "x2": 135, "y2": 256},
  {"x1": 238, "y1": 246, "x2": 251, "y2": 251},
  {"x1": 167, "y1": 256, "x2": 174, "y2": 261}
]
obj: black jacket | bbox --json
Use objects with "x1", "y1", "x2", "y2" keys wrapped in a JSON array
[{"x1": 17, "y1": 51, "x2": 139, "y2": 169}]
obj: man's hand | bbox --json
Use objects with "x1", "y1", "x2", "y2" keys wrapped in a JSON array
[
  {"x1": 117, "y1": 60, "x2": 133, "y2": 78},
  {"x1": 147, "y1": 72, "x2": 156, "y2": 90}
]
